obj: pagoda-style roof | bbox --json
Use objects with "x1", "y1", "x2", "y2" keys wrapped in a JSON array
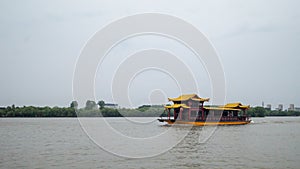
[
  {"x1": 168, "y1": 94, "x2": 209, "y2": 102},
  {"x1": 203, "y1": 106, "x2": 239, "y2": 111},
  {"x1": 164, "y1": 104, "x2": 190, "y2": 109},
  {"x1": 220, "y1": 102, "x2": 250, "y2": 109}
]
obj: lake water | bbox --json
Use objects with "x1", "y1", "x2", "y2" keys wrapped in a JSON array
[{"x1": 0, "y1": 117, "x2": 300, "y2": 169}]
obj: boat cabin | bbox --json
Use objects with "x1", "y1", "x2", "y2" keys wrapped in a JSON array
[{"x1": 164, "y1": 94, "x2": 209, "y2": 121}]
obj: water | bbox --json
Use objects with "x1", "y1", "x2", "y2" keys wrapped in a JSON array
[{"x1": 0, "y1": 117, "x2": 300, "y2": 169}]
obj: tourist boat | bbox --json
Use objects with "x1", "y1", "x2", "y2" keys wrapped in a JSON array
[{"x1": 158, "y1": 94, "x2": 251, "y2": 126}]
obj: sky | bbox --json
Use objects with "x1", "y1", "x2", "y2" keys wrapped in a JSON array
[{"x1": 0, "y1": 0, "x2": 299, "y2": 109}]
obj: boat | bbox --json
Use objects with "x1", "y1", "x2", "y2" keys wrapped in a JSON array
[{"x1": 158, "y1": 94, "x2": 251, "y2": 126}]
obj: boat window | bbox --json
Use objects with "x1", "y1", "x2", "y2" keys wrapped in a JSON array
[
  {"x1": 214, "y1": 110, "x2": 222, "y2": 118},
  {"x1": 223, "y1": 111, "x2": 228, "y2": 116},
  {"x1": 190, "y1": 111, "x2": 197, "y2": 117},
  {"x1": 233, "y1": 111, "x2": 238, "y2": 117}
]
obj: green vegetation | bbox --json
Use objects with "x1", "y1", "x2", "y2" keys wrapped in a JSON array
[
  {"x1": 247, "y1": 107, "x2": 267, "y2": 117},
  {"x1": 247, "y1": 106, "x2": 300, "y2": 117},
  {"x1": 97, "y1": 100, "x2": 105, "y2": 109},
  {"x1": 0, "y1": 102, "x2": 299, "y2": 118},
  {"x1": 0, "y1": 102, "x2": 165, "y2": 117},
  {"x1": 0, "y1": 105, "x2": 76, "y2": 117}
]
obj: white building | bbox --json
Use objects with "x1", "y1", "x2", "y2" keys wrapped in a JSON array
[
  {"x1": 288, "y1": 104, "x2": 295, "y2": 111},
  {"x1": 266, "y1": 104, "x2": 272, "y2": 110},
  {"x1": 277, "y1": 104, "x2": 283, "y2": 111}
]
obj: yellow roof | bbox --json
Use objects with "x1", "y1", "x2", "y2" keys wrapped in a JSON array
[
  {"x1": 220, "y1": 102, "x2": 250, "y2": 109},
  {"x1": 168, "y1": 94, "x2": 209, "y2": 102},
  {"x1": 203, "y1": 106, "x2": 240, "y2": 111},
  {"x1": 164, "y1": 104, "x2": 190, "y2": 109},
  {"x1": 191, "y1": 98, "x2": 210, "y2": 102}
]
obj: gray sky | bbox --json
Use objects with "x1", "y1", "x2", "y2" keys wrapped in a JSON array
[{"x1": 0, "y1": 0, "x2": 299, "y2": 109}]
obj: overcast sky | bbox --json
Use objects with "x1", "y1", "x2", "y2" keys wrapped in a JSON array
[{"x1": 1, "y1": 0, "x2": 299, "y2": 109}]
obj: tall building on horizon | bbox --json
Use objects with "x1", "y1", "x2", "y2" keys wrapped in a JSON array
[
  {"x1": 266, "y1": 104, "x2": 271, "y2": 110},
  {"x1": 288, "y1": 104, "x2": 295, "y2": 111},
  {"x1": 278, "y1": 104, "x2": 283, "y2": 111}
]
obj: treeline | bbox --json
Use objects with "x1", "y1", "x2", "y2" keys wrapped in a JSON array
[
  {"x1": 76, "y1": 107, "x2": 165, "y2": 117},
  {"x1": 1, "y1": 103, "x2": 299, "y2": 118},
  {"x1": 247, "y1": 107, "x2": 300, "y2": 117},
  {"x1": 0, "y1": 102, "x2": 165, "y2": 117},
  {"x1": 0, "y1": 106, "x2": 76, "y2": 117}
]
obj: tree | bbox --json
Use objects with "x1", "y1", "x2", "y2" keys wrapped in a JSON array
[
  {"x1": 70, "y1": 101, "x2": 78, "y2": 108},
  {"x1": 248, "y1": 107, "x2": 266, "y2": 117},
  {"x1": 85, "y1": 100, "x2": 97, "y2": 110},
  {"x1": 97, "y1": 100, "x2": 105, "y2": 109}
]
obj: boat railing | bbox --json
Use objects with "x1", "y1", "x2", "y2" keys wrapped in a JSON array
[
  {"x1": 160, "y1": 114, "x2": 251, "y2": 122},
  {"x1": 192, "y1": 116, "x2": 250, "y2": 121}
]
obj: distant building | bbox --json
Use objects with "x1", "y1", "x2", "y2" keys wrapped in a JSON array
[
  {"x1": 104, "y1": 103, "x2": 118, "y2": 108},
  {"x1": 277, "y1": 104, "x2": 283, "y2": 111},
  {"x1": 266, "y1": 104, "x2": 272, "y2": 110},
  {"x1": 288, "y1": 104, "x2": 295, "y2": 111},
  {"x1": 295, "y1": 107, "x2": 300, "y2": 112}
]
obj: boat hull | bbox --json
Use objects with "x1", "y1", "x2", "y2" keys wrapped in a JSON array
[{"x1": 158, "y1": 119, "x2": 251, "y2": 126}]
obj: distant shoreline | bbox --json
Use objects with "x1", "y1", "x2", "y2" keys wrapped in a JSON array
[
  {"x1": 0, "y1": 105, "x2": 164, "y2": 118},
  {"x1": 1, "y1": 116, "x2": 300, "y2": 118},
  {"x1": 1, "y1": 105, "x2": 299, "y2": 118}
]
